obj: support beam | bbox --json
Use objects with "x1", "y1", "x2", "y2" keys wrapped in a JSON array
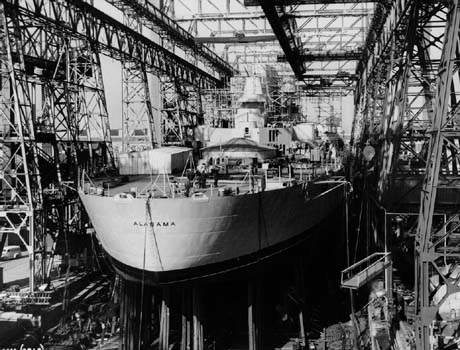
[
  {"x1": 258, "y1": 2, "x2": 305, "y2": 79},
  {"x1": 195, "y1": 35, "x2": 277, "y2": 44},
  {"x1": 181, "y1": 287, "x2": 192, "y2": 350},
  {"x1": 278, "y1": 50, "x2": 363, "y2": 62},
  {"x1": 415, "y1": 1, "x2": 460, "y2": 348},
  {"x1": 245, "y1": 0, "x2": 375, "y2": 4},
  {"x1": 248, "y1": 280, "x2": 262, "y2": 350},
  {"x1": 104, "y1": 0, "x2": 235, "y2": 77},
  {"x1": 160, "y1": 288, "x2": 171, "y2": 350},
  {"x1": 192, "y1": 287, "x2": 204, "y2": 350},
  {"x1": 5, "y1": 0, "x2": 223, "y2": 89},
  {"x1": 176, "y1": 9, "x2": 371, "y2": 22},
  {"x1": 119, "y1": 279, "x2": 155, "y2": 350}
]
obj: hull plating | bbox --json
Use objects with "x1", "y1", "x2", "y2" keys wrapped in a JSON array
[{"x1": 80, "y1": 183, "x2": 344, "y2": 274}]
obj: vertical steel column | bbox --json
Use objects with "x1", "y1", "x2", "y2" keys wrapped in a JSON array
[
  {"x1": 192, "y1": 286, "x2": 204, "y2": 350},
  {"x1": 160, "y1": 287, "x2": 171, "y2": 350},
  {"x1": 415, "y1": 1, "x2": 460, "y2": 348},
  {"x1": 121, "y1": 12, "x2": 156, "y2": 152},
  {"x1": 0, "y1": 3, "x2": 43, "y2": 293},
  {"x1": 248, "y1": 279, "x2": 261, "y2": 350},
  {"x1": 119, "y1": 278, "x2": 155, "y2": 350},
  {"x1": 66, "y1": 40, "x2": 114, "y2": 173},
  {"x1": 181, "y1": 286, "x2": 192, "y2": 350}
]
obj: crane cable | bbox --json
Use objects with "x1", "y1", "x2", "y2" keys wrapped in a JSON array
[
  {"x1": 138, "y1": 201, "x2": 148, "y2": 350},
  {"x1": 146, "y1": 195, "x2": 164, "y2": 271}
]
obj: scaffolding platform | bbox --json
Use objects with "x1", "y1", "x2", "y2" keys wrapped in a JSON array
[{"x1": 341, "y1": 253, "x2": 391, "y2": 290}]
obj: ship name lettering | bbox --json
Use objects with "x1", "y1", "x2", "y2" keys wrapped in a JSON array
[{"x1": 133, "y1": 221, "x2": 175, "y2": 227}]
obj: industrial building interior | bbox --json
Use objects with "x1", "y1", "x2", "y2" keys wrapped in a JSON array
[{"x1": 0, "y1": 0, "x2": 458, "y2": 350}]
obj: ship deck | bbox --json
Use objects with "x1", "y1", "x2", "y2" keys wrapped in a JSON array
[
  {"x1": 83, "y1": 165, "x2": 342, "y2": 200},
  {"x1": 85, "y1": 174, "x2": 297, "y2": 199}
]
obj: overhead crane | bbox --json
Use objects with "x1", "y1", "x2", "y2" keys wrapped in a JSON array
[
  {"x1": 103, "y1": 0, "x2": 236, "y2": 77},
  {"x1": 246, "y1": 0, "x2": 372, "y2": 86},
  {"x1": 5, "y1": 0, "x2": 223, "y2": 87},
  {"x1": 257, "y1": 1, "x2": 307, "y2": 79}
]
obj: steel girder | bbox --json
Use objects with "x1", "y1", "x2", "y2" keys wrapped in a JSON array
[
  {"x1": 278, "y1": 49, "x2": 363, "y2": 62},
  {"x1": 176, "y1": 8, "x2": 371, "y2": 22},
  {"x1": 3, "y1": 0, "x2": 223, "y2": 89},
  {"x1": 0, "y1": 2, "x2": 41, "y2": 291},
  {"x1": 245, "y1": 0, "x2": 375, "y2": 4},
  {"x1": 161, "y1": 78, "x2": 202, "y2": 145},
  {"x1": 66, "y1": 41, "x2": 114, "y2": 170},
  {"x1": 353, "y1": 0, "x2": 447, "y2": 205},
  {"x1": 176, "y1": 0, "x2": 371, "y2": 85},
  {"x1": 352, "y1": 1, "x2": 460, "y2": 346},
  {"x1": 0, "y1": 1, "x2": 115, "y2": 296},
  {"x1": 121, "y1": 12, "x2": 156, "y2": 152},
  {"x1": 121, "y1": 60, "x2": 157, "y2": 152},
  {"x1": 415, "y1": 1, "x2": 460, "y2": 348},
  {"x1": 103, "y1": 0, "x2": 236, "y2": 78},
  {"x1": 258, "y1": 2, "x2": 306, "y2": 79},
  {"x1": 352, "y1": 0, "x2": 440, "y2": 147}
]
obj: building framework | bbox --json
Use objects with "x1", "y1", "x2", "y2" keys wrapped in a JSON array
[
  {"x1": 2, "y1": 0, "x2": 460, "y2": 349},
  {"x1": 0, "y1": 0, "x2": 231, "y2": 301}
]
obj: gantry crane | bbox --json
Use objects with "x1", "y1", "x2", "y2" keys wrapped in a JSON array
[
  {"x1": 414, "y1": 0, "x2": 460, "y2": 348},
  {"x1": 0, "y1": 0, "x2": 231, "y2": 302}
]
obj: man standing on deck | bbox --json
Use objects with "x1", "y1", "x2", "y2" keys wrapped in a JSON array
[{"x1": 211, "y1": 164, "x2": 219, "y2": 187}]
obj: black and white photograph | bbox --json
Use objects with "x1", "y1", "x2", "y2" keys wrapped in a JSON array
[{"x1": 0, "y1": 0, "x2": 455, "y2": 349}]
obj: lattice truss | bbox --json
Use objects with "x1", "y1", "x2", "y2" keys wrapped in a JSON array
[
  {"x1": 352, "y1": 1, "x2": 451, "y2": 201},
  {"x1": 174, "y1": 0, "x2": 373, "y2": 88},
  {"x1": 102, "y1": 0, "x2": 222, "y2": 147},
  {"x1": 0, "y1": 0, "x2": 119, "y2": 293},
  {"x1": 120, "y1": 10, "x2": 156, "y2": 152},
  {"x1": 161, "y1": 77, "x2": 202, "y2": 145},
  {"x1": 0, "y1": 0, "x2": 233, "y2": 299},
  {"x1": 352, "y1": 1, "x2": 460, "y2": 348},
  {"x1": 414, "y1": 1, "x2": 460, "y2": 348},
  {"x1": 171, "y1": 0, "x2": 374, "y2": 133}
]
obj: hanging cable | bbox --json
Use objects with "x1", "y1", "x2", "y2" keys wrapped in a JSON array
[
  {"x1": 138, "y1": 198, "x2": 149, "y2": 349},
  {"x1": 146, "y1": 194, "x2": 164, "y2": 271},
  {"x1": 353, "y1": 174, "x2": 366, "y2": 264}
]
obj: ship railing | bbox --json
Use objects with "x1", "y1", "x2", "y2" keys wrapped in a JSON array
[
  {"x1": 0, "y1": 291, "x2": 52, "y2": 305},
  {"x1": 80, "y1": 171, "x2": 302, "y2": 199},
  {"x1": 341, "y1": 252, "x2": 391, "y2": 290}
]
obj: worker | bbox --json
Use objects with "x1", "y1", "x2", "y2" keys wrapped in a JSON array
[
  {"x1": 250, "y1": 165, "x2": 257, "y2": 193},
  {"x1": 330, "y1": 144, "x2": 337, "y2": 167},
  {"x1": 211, "y1": 165, "x2": 219, "y2": 187},
  {"x1": 184, "y1": 178, "x2": 192, "y2": 197},
  {"x1": 201, "y1": 171, "x2": 207, "y2": 188},
  {"x1": 289, "y1": 162, "x2": 295, "y2": 180}
]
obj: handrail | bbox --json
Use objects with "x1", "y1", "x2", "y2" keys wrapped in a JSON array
[
  {"x1": 0, "y1": 291, "x2": 52, "y2": 305},
  {"x1": 341, "y1": 252, "x2": 390, "y2": 286}
]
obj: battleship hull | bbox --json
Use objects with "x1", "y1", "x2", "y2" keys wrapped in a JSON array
[{"x1": 80, "y1": 182, "x2": 345, "y2": 283}]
